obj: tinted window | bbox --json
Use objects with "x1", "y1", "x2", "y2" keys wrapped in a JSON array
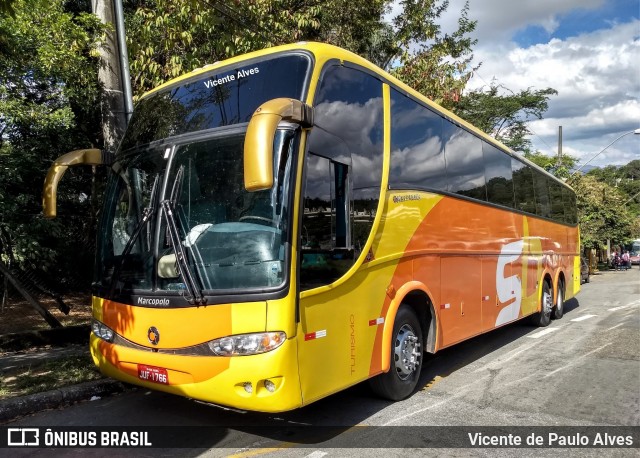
[
  {"x1": 301, "y1": 154, "x2": 353, "y2": 288},
  {"x1": 313, "y1": 64, "x2": 383, "y2": 190},
  {"x1": 483, "y1": 142, "x2": 514, "y2": 208},
  {"x1": 302, "y1": 154, "x2": 334, "y2": 251},
  {"x1": 301, "y1": 65, "x2": 383, "y2": 289},
  {"x1": 389, "y1": 89, "x2": 447, "y2": 191},
  {"x1": 444, "y1": 124, "x2": 486, "y2": 200},
  {"x1": 121, "y1": 54, "x2": 311, "y2": 150},
  {"x1": 533, "y1": 172, "x2": 551, "y2": 219},
  {"x1": 549, "y1": 181, "x2": 565, "y2": 221},
  {"x1": 562, "y1": 186, "x2": 578, "y2": 225},
  {"x1": 512, "y1": 159, "x2": 536, "y2": 214}
]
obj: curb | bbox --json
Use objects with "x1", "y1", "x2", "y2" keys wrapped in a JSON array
[{"x1": 0, "y1": 379, "x2": 129, "y2": 423}]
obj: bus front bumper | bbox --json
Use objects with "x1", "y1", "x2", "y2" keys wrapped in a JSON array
[{"x1": 90, "y1": 333, "x2": 303, "y2": 413}]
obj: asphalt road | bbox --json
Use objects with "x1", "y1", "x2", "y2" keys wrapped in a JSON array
[{"x1": 4, "y1": 268, "x2": 639, "y2": 457}]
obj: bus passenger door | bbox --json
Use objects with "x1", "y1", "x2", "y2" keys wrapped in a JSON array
[
  {"x1": 297, "y1": 154, "x2": 359, "y2": 404},
  {"x1": 440, "y1": 257, "x2": 482, "y2": 346}
]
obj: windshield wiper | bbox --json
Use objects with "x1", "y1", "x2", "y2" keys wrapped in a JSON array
[
  {"x1": 108, "y1": 175, "x2": 159, "y2": 298},
  {"x1": 161, "y1": 200, "x2": 206, "y2": 305}
]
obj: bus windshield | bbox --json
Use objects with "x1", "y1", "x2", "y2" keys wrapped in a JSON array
[
  {"x1": 93, "y1": 52, "x2": 310, "y2": 303},
  {"x1": 96, "y1": 127, "x2": 297, "y2": 300}
]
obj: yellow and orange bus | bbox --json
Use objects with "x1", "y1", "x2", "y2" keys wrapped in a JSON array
[{"x1": 43, "y1": 42, "x2": 580, "y2": 412}]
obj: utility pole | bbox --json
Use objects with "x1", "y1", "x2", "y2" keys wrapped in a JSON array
[
  {"x1": 557, "y1": 125, "x2": 562, "y2": 165},
  {"x1": 92, "y1": 0, "x2": 133, "y2": 152}
]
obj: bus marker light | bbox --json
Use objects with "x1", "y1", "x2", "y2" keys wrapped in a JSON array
[
  {"x1": 304, "y1": 330, "x2": 327, "y2": 341},
  {"x1": 369, "y1": 318, "x2": 385, "y2": 326},
  {"x1": 440, "y1": 303, "x2": 450, "y2": 310}
]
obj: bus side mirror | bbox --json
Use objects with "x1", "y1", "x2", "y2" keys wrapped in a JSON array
[
  {"x1": 43, "y1": 148, "x2": 111, "y2": 218},
  {"x1": 244, "y1": 98, "x2": 313, "y2": 192}
]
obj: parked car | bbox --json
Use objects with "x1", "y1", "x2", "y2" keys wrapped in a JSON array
[
  {"x1": 580, "y1": 257, "x2": 590, "y2": 284},
  {"x1": 630, "y1": 252, "x2": 640, "y2": 266}
]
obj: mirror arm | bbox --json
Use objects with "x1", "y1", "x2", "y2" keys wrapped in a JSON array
[
  {"x1": 244, "y1": 98, "x2": 313, "y2": 192},
  {"x1": 42, "y1": 148, "x2": 111, "y2": 218}
]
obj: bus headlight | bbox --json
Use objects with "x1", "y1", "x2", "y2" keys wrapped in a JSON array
[
  {"x1": 92, "y1": 319, "x2": 115, "y2": 343},
  {"x1": 207, "y1": 332, "x2": 286, "y2": 356}
]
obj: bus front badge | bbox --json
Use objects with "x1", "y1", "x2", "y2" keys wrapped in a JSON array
[{"x1": 148, "y1": 327, "x2": 160, "y2": 345}]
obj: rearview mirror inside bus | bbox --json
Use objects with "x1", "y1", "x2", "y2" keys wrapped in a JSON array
[{"x1": 157, "y1": 254, "x2": 178, "y2": 278}]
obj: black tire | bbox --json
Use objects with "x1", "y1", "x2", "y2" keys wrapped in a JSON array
[
  {"x1": 369, "y1": 305, "x2": 423, "y2": 401},
  {"x1": 552, "y1": 280, "x2": 564, "y2": 320},
  {"x1": 530, "y1": 280, "x2": 552, "y2": 327}
]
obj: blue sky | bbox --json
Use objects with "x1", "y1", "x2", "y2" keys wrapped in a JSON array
[{"x1": 513, "y1": 0, "x2": 640, "y2": 47}]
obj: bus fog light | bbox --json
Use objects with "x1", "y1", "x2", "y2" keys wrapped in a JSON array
[
  {"x1": 264, "y1": 379, "x2": 276, "y2": 393},
  {"x1": 243, "y1": 382, "x2": 253, "y2": 394}
]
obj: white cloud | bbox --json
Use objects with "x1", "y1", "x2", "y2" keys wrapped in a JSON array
[
  {"x1": 443, "y1": 0, "x2": 640, "y2": 167},
  {"x1": 385, "y1": 1, "x2": 640, "y2": 166},
  {"x1": 470, "y1": 20, "x2": 640, "y2": 165}
]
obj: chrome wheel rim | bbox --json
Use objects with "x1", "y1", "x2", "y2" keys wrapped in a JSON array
[
  {"x1": 543, "y1": 288, "x2": 553, "y2": 318},
  {"x1": 394, "y1": 324, "x2": 421, "y2": 380}
]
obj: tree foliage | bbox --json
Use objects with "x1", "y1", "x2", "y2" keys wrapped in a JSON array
[
  {"x1": 388, "y1": 0, "x2": 477, "y2": 109},
  {"x1": 571, "y1": 174, "x2": 640, "y2": 249},
  {"x1": 0, "y1": 0, "x2": 15, "y2": 17},
  {"x1": 455, "y1": 84, "x2": 557, "y2": 153},
  {"x1": 524, "y1": 151, "x2": 577, "y2": 180},
  {"x1": 125, "y1": 0, "x2": 477, "y2": 107},
  {"x1": 0, "y1": 0, "x2": 104, "y2": 289},
  {"x1": 126, "y1": 0, "x2": 327, "y2": 96}
]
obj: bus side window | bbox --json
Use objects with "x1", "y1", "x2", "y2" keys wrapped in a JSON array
[
  {"x1": 300, "y1": 152, "x2": 353, "y2": 289},
  {"x1": 533, "y1": 173, "x2": 551, "y2": 219},
  {"x1": 300, "y1": 63, "x2": 383, "y2": 290},
  {"x1": 512, "y1": 159, "x2": 536, "y2": 214},
  {"x1": 444, "y1": 124, "x2": 487, "y2": 201}
]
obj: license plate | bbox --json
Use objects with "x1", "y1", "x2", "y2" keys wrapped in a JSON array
[{"x1": 137, "y1": 364, "x2": 169, "y2": 385}]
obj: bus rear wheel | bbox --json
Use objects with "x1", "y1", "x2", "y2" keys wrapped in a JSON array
[
  {"x1": 531, "y1": 280, "x2": 552, "y2": 327},
  {"x1": 552, "y1": 280, "x2": 565, "y2": 319},
  {"x1": 369, "y1": 305, "x2": 423, "y2": 401}
]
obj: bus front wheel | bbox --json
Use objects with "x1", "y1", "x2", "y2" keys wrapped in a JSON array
[
  {"x1": 531, "y1": 280, "x2": 552, "y2": 327},
  {"x1": 369, "y1": 305, "x2": 423, "y2": 401}
]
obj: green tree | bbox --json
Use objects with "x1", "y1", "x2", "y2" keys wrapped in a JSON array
[
  {"x1": 124, "y1": 0, "x2": 478, "y2": 107},
  {"x1": 571, "y1": 175, "x2": 639, "y2": 249},
  {"x1": 0, "y1": 0, "x2": 104, "y2": 289},
  {"x1": 454, "y1": 84, "x2": 558, "y2": 153},
  {"x1": 0, "y1": 0, "x2": 15, "y2": 17},
  {"x1": 524, "y1": 151, "x2": 577, "y2": 180},
  {"x1": 126, "y1": 0, "x2": 327, "y2": 96},
  {"x1": 388, "y1": 0, "x2": 477, "y2": 109}
]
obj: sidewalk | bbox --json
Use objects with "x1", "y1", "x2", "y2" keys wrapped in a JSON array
[{"x1": 0, "y1": 325, "x2": 128, "y2": 423}]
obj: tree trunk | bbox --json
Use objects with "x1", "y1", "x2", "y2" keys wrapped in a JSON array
[
  {"x1": 0, "y1": 262, "x2": 62, "y2": 328},
  {"x1": 93, "y1": 0, "x2": 127, "y2": 152}
]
